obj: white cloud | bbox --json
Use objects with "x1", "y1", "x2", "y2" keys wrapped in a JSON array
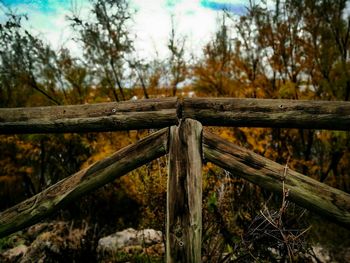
[
  {"x1": 131, "y1": 0, "x2": 219, "y2": 60},
  {"x1": 131, "y1": 0, "x2": 172, "y2": 59}
]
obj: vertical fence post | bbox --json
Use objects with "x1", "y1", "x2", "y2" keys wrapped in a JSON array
[{"x1": 167, "y1": 119, "x2": 203, "y2": 262}]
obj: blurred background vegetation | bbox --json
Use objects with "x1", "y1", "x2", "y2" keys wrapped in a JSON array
[{"x1": 1, "y1": 0, "x2": 350, "y2": 261}]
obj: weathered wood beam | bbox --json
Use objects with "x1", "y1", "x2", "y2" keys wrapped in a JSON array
[
  {"x1": 0, "y1": 98, "x2": 178, "y2": 134},
  {"x1": 183, "y1": 98, "x2": 350, "y2": 130},
  {"x1": 203, "y1": 130, "x2": 350, "y2": 227},
  {"x1": 167, "y1": 119, "x2": 203, "y2": 263},
  {"x1": 3, "y1": 97, "x2": 350, "y2": 133},
  {"x1": 0, "y1": 128, "x2": 169, "y2": 238}
]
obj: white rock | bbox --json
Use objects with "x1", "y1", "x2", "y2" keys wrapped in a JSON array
[
  {"x1": 311, "y1": 246, "x2": 331, "y2": 263},
  {"x1": 135, "y1": 229, "x2": 163, "y2": 245},
  {"x1": 97, "y1": 228, "x2": 163, "y2": 254},
  {"x1": 1, "y1": 244, "x2": 28, "y2": 261}
]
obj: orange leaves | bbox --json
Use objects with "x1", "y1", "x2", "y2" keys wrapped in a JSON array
[{"x1": 279, "y1": 81, "x2": 297, "y2": 99}]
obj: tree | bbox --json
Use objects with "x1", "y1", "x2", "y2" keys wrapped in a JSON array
[
  {"x1": 69, "y1": 0, "x2": 134, "y2": 101},
  {"x1": 192, "y1": 1, "x2": 350, "y2": 189},
  {"x1": 193, "y1": 14, "x2": 238, "y2": 97},
  {"x1": 56, "y1": 48, "x2": 91, "y2": 104},
  {"x1": 0, "y1": 12, "x2": 62, "y2": 107},
  {"x1": 0, "y1": 9, "x2": 96, "y2": 207},
  {"x1": 128, "y1": 57, "x2": 149, "y2": 99},
  {"x1": 167, "y1": 16, "x2": 187, "y2": 96}
]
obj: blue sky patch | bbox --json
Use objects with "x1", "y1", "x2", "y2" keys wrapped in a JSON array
[
  {"x1": 200, "y1": 0, "x2": 246, "y2": 14},
  {"x1": 2, "y1": 0, "x2": 70, "y2": 13}
]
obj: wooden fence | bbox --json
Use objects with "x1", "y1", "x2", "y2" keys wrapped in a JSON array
[{"x1": 0, "y1": 97, "x2": 350, "y2": 262}]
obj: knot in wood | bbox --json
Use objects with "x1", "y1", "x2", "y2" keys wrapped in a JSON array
[{"x1": 174, "y1": 226, "x2": 183, "y2": 238}]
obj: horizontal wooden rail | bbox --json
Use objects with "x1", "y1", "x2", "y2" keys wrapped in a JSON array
[
  {"x1": 1, "y1": 97, "x2": 350, "y2": 133},
  {"x1": 0, "y1": 128, "x2": 169, "y2": 238},
  {"x1": 0, "y1": 98, "x2": 178, "y2": 133},
  {"x1": 183, "y1": 98, "x2": 350, "y2": 130},
  {"x1": 203, "y1": 131, "x2": 350, "y2": 227}
]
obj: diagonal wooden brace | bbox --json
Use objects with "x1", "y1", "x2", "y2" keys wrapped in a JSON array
[{"x1": 0, "y1": 128, "x2": 169, "y2": 238}]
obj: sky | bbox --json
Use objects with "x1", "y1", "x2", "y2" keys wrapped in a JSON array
[{"x1": 0, "y1": 0, "x2": 251, "y2": 60}]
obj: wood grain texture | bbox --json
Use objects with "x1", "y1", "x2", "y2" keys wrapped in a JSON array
[
  {"x1": 167, "y1": 119, "x2": 202, "y2": 263},
  {"x1": 203, "y1": 130, "x2": 350, "y2": 227},
  {"x1": 0, "y1": 98, "x2": 178, "y2": 133},
  {"x1": 183, "y1": 98, "x2": 350, "y2": 130},
  {"x1": 0, "y1": 128, "x2": 169, "y2": 238},
  {"x1": 3, "y1": 97, "x2": 350, "y2": 133}
]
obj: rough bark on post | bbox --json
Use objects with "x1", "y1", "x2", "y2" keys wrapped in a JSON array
[{"x1": 167, "y1": 119, "x2": 203, "y2": 263}]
